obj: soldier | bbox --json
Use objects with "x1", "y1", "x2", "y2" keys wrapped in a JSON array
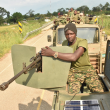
[
  {"x1": 68, "y1": 10, "x2": 70, "y2": 17},
  {"x1": 59, "y1": 12, "x2": 67, "y2": 25},
  {"x1": 70, "y1": 8, "x2": 74, "y2": 21},
  {"x1": 53, "y1": 12, "x2": 65, "y2": 30},
  {"x1": 41, "y1": 23, "x2": 105, "y2": 95},
  {"x1": 85, "y1": 14, "x2": 89, "y2": 24},
  {"x1": 53, "y1": 12, "x2": 61, "y2": 30},
  {"x1": 80, "y1": 13, "x2": 85, "y2": 24},
  {"x1": 89, "y1": 15, "x2": 95, "y2": 24},
  {"x1": 73, "y1": 10, "x2": 81, "y2": 23}
]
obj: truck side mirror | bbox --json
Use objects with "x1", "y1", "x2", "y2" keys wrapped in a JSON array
[
  {"x1": 47, "y1": 35, "x2": 51, "y2": 42},
  {"x1": 104, "y1": 34, "x2": 107, "y2": 41}
]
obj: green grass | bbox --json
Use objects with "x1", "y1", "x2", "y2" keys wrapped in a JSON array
[
  {"x1": 98, "y1": 15, "x2": 110, "y2": 35},
  {"x1": 0, "y1": 19, "x2": 51, "y2": 58}
]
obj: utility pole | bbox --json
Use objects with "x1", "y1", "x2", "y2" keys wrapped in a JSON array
[
  {"x1": 50, "y1": 0, "x2": 52, "y2": 17},
  {"x1": 50, "y1": 0, "x2": 51, "y2": 13}
]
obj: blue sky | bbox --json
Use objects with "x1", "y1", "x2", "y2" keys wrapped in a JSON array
[{"x1": 0, "y1": 0, "x2": 110, "y2": 15}]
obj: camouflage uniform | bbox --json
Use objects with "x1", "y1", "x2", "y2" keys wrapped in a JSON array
[
  {"x1": 80, "y1": 16, "x2": 85, "y2": 24},
  {"x1": 60, "y1": 16, "x2": 67, "y2": 25},
  {"x1": 73, "y1": 14, "x2": 81, "y2": 23},
  {"x1": 70, "y1": 10, "x2": 74, "y2": 21},
  {"x1": 53, "y1": 19, "x2": 59, "y2": 30},
  {"x1": 85, "y1": 16, "x2": 89, "y2": 24},
  {"x1": 68, "y1": 66, "x2": 105, "y2": 94},
  {"x1": 88, "y1": 17, "x2": 94, "y2": 24}
]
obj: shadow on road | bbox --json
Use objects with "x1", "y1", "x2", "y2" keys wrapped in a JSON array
[{"x1": 19, "y1": 97, "x2": 52, "y2": 110}]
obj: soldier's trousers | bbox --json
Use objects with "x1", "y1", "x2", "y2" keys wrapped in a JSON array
[{"x1": 67, "y1": 66, "x2": 105, "y2": 94}]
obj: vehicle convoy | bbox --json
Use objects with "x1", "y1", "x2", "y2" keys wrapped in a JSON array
[{"x1": 0, "y1": 18, "x2": 109, "y2": 110}]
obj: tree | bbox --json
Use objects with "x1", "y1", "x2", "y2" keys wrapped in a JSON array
[
  {"x1": 102, "y1": 2, "x2": 110, "y2": 11},
  {"x1": 7, "y1": 11, "x2": 10, "y2": 19},
  {"x1": 0, "y1": 16, "x2": 4, "y2": 25},
  {"x1": 0, "y1": 7, "x2": 10, "y2": 24},
  {"x1": 57, "y1": 8, "x2": 66, "y2": 14},
  {"x1": 23, "y1": 14, "x2": 29, "y2": 19},
  {"x1": 0, "y1": 7, "x2": 7, "y2": 17},
  {"x1": 76, "y1": 5, "x2": 89, "y2": 13},
  {"x1": 12, "y1": 12, "x2": 23, "y2": 23},
  {"x1": 35, "y1": 13, "x2": 40, "y2": 17},
  {"x1": 99, "y1": 4, "x2": 103, "y2": 10},
  {"x1": 52, "y1": 11, "x2": 58, "y2": 16},
  {"x1": 26, "y1": 9, "x2": 35, "y2": 17},
  {"x1": 92, "y1": 6, "x2": 100, "y2": 12},
  {"x1": 46, "y1": 11, "x2": 51, "y2": 17}
]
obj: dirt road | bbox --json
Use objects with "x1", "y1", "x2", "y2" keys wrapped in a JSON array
[{"x1": 0, "y1": 24, "x2": 54, "y2": 110}]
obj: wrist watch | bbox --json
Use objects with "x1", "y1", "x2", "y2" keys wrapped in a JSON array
[{"x1": 54, "y1": 52, "x2": 58, "y2": 58}]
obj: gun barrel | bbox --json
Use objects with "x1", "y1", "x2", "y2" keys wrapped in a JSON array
[{"x1": 0, "y1": 56, "x2": 41, "y2": 91}]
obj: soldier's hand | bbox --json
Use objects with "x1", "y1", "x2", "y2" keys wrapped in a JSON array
[{"x1": 41, "y1": 46, "x2": 55, "y2": 56}]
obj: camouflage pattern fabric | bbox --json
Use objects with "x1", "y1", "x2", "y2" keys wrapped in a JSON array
[
  {"x1": 70, "y1": 11, "x2": 74, "y2": 21},
  {"x1": 67, "y1": 66, "x2": 105, "y2": 94},
  {"x1": 85, "y1": 16, "x2": 89, "y2": 24}
]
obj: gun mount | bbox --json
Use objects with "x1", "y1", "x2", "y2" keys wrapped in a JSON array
[{"x1": 0, "y1": 53, "x2": 42, "y2": 91}]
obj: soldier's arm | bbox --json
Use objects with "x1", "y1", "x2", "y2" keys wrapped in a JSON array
[{"x1": 41, "y1": 46, "x2": 84, "y2": 62}]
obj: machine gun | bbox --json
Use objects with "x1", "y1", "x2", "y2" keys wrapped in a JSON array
[{"x1": 0, "y1": 53, "x2": 42, "y2": 91}]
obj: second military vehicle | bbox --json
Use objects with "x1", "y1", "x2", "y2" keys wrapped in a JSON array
[{"x1": 51, "y1": 23, "x2": 106, "y2": 74}]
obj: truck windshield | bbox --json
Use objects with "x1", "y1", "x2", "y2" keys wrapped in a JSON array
[{"x1": 57, "y1": 27, "x2": 99, "y2": 44}]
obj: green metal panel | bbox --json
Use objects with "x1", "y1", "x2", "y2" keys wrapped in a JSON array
[{"x1": 11, "y1": 45, "x2": 72, "y2": 89}]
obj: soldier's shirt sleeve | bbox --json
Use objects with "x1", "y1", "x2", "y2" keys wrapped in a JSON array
[{"x1": 78, "y1": 39, "x2": 87, "y2": 51}]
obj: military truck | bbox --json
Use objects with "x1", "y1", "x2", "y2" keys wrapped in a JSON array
[
  {"x1": 51, "y1": 23, "x2": 106, "y2": 74},
  {"x1": 0, "y1": 21, "x2": 109, "y2": 110},
  {"x1": 0, "y1": 41, "x2": 110, "y2": 110}
]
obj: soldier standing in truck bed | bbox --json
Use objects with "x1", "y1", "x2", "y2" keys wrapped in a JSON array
[
  {"x1": 68, "y1": 10, "x2": 70, "y2": 17},
  {"x1": 72, "y1": 10, "x2": 81, "y2": 23},
  {"x1": 41, "y1": 23, "x2": 105, "y2": 95},
  {"x1": 80, "y1": 13, "x2": 85, "y2": 24},
  {"x1": 70, "y1": 8, "x2": 74, "y2": 21}
]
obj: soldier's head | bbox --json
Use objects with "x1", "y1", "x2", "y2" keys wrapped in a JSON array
[
  {"x1": 60, "y1": 12, "x2": 63, "y2": 15},
  {"x1": 70, "y1": 8, "x2": 73, "y2": 11},
  {"x1": 64, "y1": 23, "x2": 77, "y2": 43},
  {"x1": 80, "y1": 13, "x2": 83, "y2": 16},
  {"x1": 74, "y1": 10, "x2": 77, "y2": 15},
  {"x1": 68, "y1": 10, "x2": 70, "y2": 12},
  {"x1": 58, "y1": 12, "x2": 60, "y2": 17}
]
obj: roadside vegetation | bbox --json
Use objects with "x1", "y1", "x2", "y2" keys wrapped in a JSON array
[
  {"x1": 0, "y1": 19, "x2": 50, "y2": 58},
  {"x1": 98, "y1": 15, "x2": 110, "y2": 35},
  {"x1": 0, "y1": 1, "x2": 110, "y2": 58}
]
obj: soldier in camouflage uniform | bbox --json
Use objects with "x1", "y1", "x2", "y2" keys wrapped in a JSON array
[
  {"x1": 59, "y1": 14, "x2": 67, "y2": 25},
  {"x1": 80, "y1": 13, "x2": 85, "y2": 24},
  {"x1": 53, "y1": 19, "x2": 59, "y2": 30},
  {"x1": 89, "y1": 15, "x2": 95, "y2": 24},
  {"x1": 68, "y1": 66, "x2": 104, "y2": 94},
  {"x1": 72, "y1": 10, "x2": 81, "y2": 23},
  {"x1": 68, "y1": 10, "x2": 70, "y2": 17},
  {"x1": 85, "y1": 15, "x2": 90, "y2": 24},
  {"x1": 41, "y1": 23, "x2": 105, "y2": 95},
  {"x1": 53, "y1": 12, "x2": 66, "y2": 30},
  {"x1": 70, "y1": 8, "x2": 74, "y2": 21}
]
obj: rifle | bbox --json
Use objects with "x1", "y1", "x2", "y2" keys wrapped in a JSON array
[{"x1": 0, "y1": 53, "x2": 42, "y2": 91}]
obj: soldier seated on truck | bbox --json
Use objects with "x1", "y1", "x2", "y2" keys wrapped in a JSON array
[
  {"x1": 41, "y1": 23, "x2": 105, "y2": 95},
  {"x1": 53, "y1": 12, "x2": 65, "y2": 30},
  {"x1": 72, "y1": 10, "x2": 81, "y2": 24}
]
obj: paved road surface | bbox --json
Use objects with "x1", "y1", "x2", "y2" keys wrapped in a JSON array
[{"x1": 0, "y1": 24, "x2": 54, "y2": 110}]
